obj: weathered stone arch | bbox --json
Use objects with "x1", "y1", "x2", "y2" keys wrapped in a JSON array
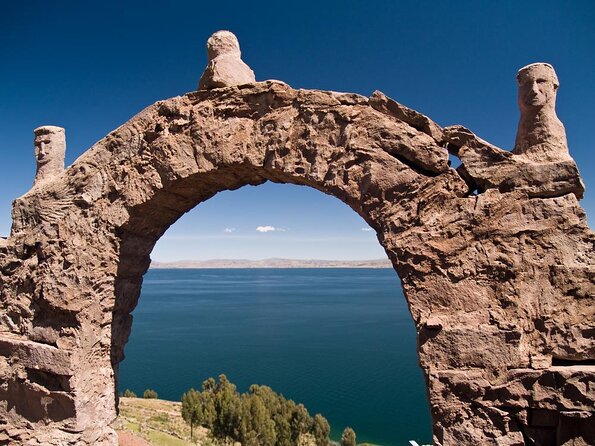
[{"x1": 0, "y1": 81, "x2": 593, "y2": 445}]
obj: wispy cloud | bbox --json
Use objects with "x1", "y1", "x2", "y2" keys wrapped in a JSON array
[
  {"x1": 223, "y1": 228, "x2": 236, "y2": 233},
  {"x1": 361, "y1": 227, "x2": 374, "y2": 232},
  {"x1": 256, "y1": 226, "x2": 287, "y2": 233}
]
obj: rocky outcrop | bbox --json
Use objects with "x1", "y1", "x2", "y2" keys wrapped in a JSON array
[
  {"x1": 0, "y1": 40, "x2": 592, "y2": 445},
  {"x1": 444, "y1": 125, "x2": 585, "y2": 198}
]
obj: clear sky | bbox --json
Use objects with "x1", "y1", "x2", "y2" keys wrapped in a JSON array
[{"x1": 1, "y1": 1, "x2": 594, "y2": 261}]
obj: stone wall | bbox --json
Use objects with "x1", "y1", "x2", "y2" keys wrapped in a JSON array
[{"x1": 0, "y1": 81, "x2": 593, "y2": 445}]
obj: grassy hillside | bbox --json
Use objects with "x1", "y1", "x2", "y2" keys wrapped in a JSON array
[
  {"x1": 116, "y1": 397, "x2": 381, "y2": 446},
  {"x1": 117, "y1": 397, "x2": 211, "y2": 446}
]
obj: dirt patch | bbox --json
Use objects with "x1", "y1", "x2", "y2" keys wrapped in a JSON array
[{"x1": 118, "y1": 430, "x2": 152, "y2": 446}]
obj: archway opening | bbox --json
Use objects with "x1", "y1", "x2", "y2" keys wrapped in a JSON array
[{"x1": 114, "y1": 182, "x2": 432, "y2": 446}]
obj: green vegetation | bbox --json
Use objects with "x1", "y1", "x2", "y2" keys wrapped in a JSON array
[
  {"x1": 180, "y1": 374, "x2": 332, "y2": 446},
  {"x1": 118, "y1": 397, "x2": 200, "y2": 445},
  {"x1": 341, "y1": 427, "x2": 356, "y2": 446},
  {"x1": 181, "y1": 388, "x2": 202, "y2": 439},
  {"x1": 123, "y1": 389, "x2": 137, "y2": 398},
  {"x1": 146, "y1": 430, "x2": 191, "y2": 446},
  {"x1": 150, "y1": 412, "x2": 170, "y2": 424},
  {"x1": 118, "y1": 390, "x2": 365, "y2": 446},
  {"x1": 312, "y1": 414, "x2": 331, "y2": 446},
  {"x1": 143, "y1": 388, "x2": 159, "y2": 399},
  {"x1": 124, "y1": 420, "x2": 141, "y2": 433}
]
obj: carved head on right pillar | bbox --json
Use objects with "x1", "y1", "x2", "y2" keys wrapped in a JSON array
[
  {"x1": 517, "y1": 63, "x2": 559, "y2": 114},
  {"x1": 514, "y1": 63, "x2": 571, "y2": 162},
  {"x1": 33, "y1": 125, "x2": 65, "y2": 187}
]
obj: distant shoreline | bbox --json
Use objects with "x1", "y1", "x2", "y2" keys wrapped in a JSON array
[{"x1": 150, "y1": 258, "x2": 392, "y2": 269}]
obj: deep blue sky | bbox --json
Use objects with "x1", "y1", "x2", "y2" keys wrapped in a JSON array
[{"x1": 1, "y1": 1, "x2": 594, "y2": 260}]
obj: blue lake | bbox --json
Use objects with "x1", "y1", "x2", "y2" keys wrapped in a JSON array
[{"x1": 118, "y1": 268, "x2": 432, "y2": 445}]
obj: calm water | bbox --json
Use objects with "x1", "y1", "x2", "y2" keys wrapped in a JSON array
[{"x1": 118, "y1": 268, "x2": 432, "y2": 445}]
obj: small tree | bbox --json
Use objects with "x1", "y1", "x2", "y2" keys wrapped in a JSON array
[
  {"x1": 181, "y1": 388, "x2": 201, "y2": 439},
  {"x1": 341, "y1": 427, "x2": 356, "y2": 446},
  {"x1": 312, "y1": 413, "x2": 330, "y2": 446},
  {"x1": 291, "y1": 403, "x2": 312, "y2": 443},
  {"x1": 143, "y1": 389, "x2": 158, "y2": 399},
  {"x1": 180, "y1": 375, "x2": 328, "y2": 446},
  {"x1": 122, "y1": 389, "x2": 136, "y2": 398},
  {"x1": 212, "y1": 374, "x2": 241, "y2": 439}
]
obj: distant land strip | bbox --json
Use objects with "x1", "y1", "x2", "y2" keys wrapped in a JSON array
[{"x1": 150, "y1": 258, "x2": 392, "y2": 269}]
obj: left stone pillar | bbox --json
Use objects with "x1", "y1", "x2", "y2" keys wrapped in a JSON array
[{"x1": 33, "y1": 126, "x2": 65, "y2": 187}]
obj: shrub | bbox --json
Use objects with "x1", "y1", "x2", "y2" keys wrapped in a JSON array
[
  {"x1": 143, "y1": 388, "x2": 158, "y2": 399},
  {"x1": 122, "y1": 389, "x2": 136, "y2": 398},
  {"x1": 313, "y1": 413, "x2": 330, "y2": 446},
  {"x1": 341, "y1": 427, "x2": 356, "y2": 446},
  {"x1": 180, "y1": 375, "x2": 331, "y2": 446}
]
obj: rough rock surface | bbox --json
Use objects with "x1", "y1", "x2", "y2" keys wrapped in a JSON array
[
  {"x1": 0, "y1": 78, "x2": 593, "y2": 445},
  {"x1": 369, "y1": 90, "x2": 444, "y2": 142},
  {"x1": 198, "y1": 31, "x2": 256, "y2": 90},
  {"x1": 444, "y1": 125, "x2": 585, "y2": 198}
]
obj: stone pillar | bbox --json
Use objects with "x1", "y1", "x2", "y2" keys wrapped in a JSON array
[{"x1": 33, "y1": 126, "x2": 66, "y2": 187}]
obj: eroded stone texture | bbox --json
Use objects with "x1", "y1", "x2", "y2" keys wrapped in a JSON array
[
  {"x1": 0, "y1": 75, "x2": 593, "y2": 445},
  {"x1": 369, "y1": 90, "x2": 444, "y2": 142},
  {"x1": 198, "y1": 30, "x2": 256, "y2": 90},
  {"x1": 444, "y1": 125, "x2": 585, "y2": 198},
  {"x1": 33, "y1": 126, "x2": 65, "y2": 188}
]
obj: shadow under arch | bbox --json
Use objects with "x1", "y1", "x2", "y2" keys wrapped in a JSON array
[{"x1": 4, "y1": 81, "x2": 593, "y2": 446}]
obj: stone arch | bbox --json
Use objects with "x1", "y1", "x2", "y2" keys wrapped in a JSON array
[{"x1": 0, "y1": 81, "x2": 593, "y2": 446}]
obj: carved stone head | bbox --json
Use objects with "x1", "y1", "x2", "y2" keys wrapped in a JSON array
[
  {"x1": 198, "y1": 31, "x2": 256, "y2": 90},
  {"x1": 516, "y1": 63, "x2": 559, "y2": 113},
  {"x1": 514, "y1": 63, "x2": 571, "y2": 162},
  {"x1": 33, "y1": 126, "x2": 65, "y2": 187},
  {"x1": 206, "y1": 30, "x2": 242, "y2": 60}
]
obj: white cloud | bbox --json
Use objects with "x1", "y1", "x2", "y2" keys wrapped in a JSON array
[
  {"x1": 256, "y1": 226, "x2": 276, "y2": 233},
  {"x1": 255, "y1": 226, "x2": 287, "y2": 233},
  {"x1": 361, "y1": 227, "x2": 374, "y2": 232},
  {"x1": 223, "y1": 228, "x2": 236, "y2": 233}
]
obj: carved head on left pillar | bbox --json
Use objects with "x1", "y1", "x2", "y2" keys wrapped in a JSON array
[
  {"x1": 514, "y1": 63, "x2": 571, "y2": 162},
  {"x1": 33, "y1": 125, "x2": 65, "y2": 187}
]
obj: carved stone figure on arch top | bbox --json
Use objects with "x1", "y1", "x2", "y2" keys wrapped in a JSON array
[
  {"x1": 514, "y1": 62, "x2": 571, "y2": 162},
  {"x1": 198, "y1": 30, "x2": 256, "y2": 90}
]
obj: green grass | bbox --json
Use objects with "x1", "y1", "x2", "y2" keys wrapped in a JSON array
[
  {"x1": 146, "y1": 430, "x2": 193, "y2": 446},
  {"x1": 149, "y1": 413, "x2": 170, "y2": 425},
  {"x1": 125, "y1": 421, "x2": 141, "y2": 433}
]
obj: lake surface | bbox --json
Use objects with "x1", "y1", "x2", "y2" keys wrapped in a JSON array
[{"x1": 118, "y1": 268, "x2": 432, "y2": 445}]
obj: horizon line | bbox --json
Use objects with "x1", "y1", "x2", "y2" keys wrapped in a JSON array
[{"x1": 151, "y1": 257, "x2": 391, "y2": 263}]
